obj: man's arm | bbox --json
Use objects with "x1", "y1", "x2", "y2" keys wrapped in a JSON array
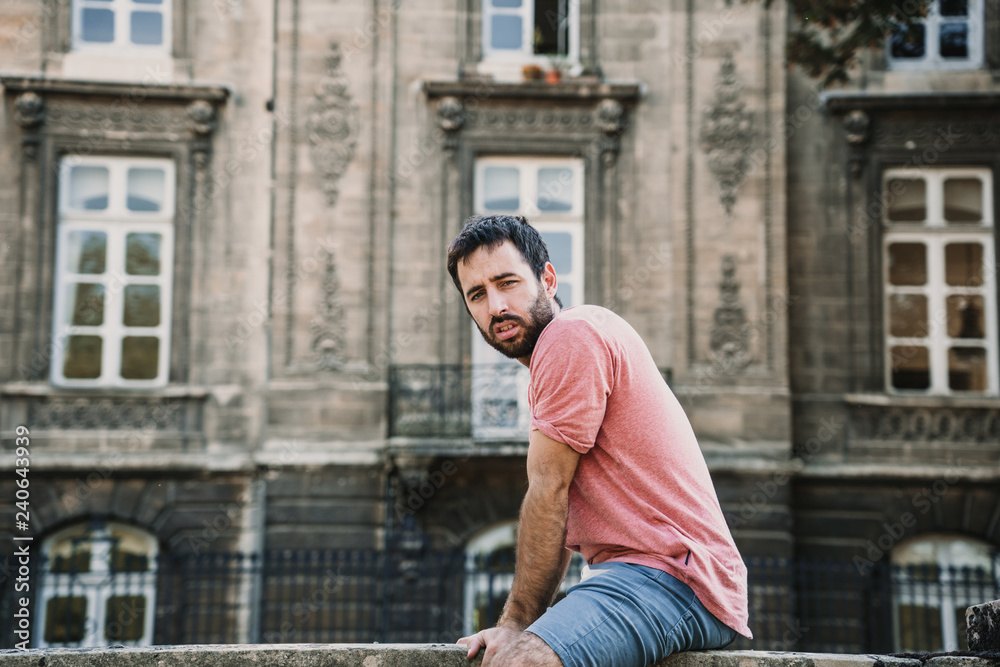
[
  {"x1": 499, "y1": 427, "x2": 580, "y2": 629},
  {"x1": 457, "y1": 428, "x2": 580, "y2": 659}
]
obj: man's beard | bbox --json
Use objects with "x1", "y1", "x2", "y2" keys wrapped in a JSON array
[{"x1": 477, "y1": 288, "x2": 555, "y2": 359}]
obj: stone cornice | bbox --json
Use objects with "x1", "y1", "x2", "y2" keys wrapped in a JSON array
[
  {"x1": 0, "y1": 75, "x2": 230, "y2": 102},
  {"x1": 823, "y1": 90, "x2": 1000, "y2": 113}
]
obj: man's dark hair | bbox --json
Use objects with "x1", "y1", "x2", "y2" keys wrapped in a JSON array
[{"x1": 447, "y1": 214, "x2": 552, "y2": 293}]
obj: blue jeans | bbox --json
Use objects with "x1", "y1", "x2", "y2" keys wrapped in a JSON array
[{"x1": 526, "y1": 562, "x2": 737, "y2": 667}]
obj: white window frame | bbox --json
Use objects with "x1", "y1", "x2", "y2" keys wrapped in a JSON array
[
  {"x1": 37, "y1": 521, "x2": 159, "y2": 648},
  {"x1": 887, "y1": 0, "x2": 983, "y2": 70},
  {"x1": 470, "y1": 157, "x2": 585, "y2": 439},
  {"x1": 481, "y1": 0, "x2": 580, "y2": 65},
  {"x1": 72, "y1": 0, "x2": 172, "y2": 54},
  {"x1": 883, "y1": 167, "x2": 998, "y2": 396},
  {"x1": 891, "y1": 535, "x2": 1000, "y2": 652},
  {"x1": 51, "y1": 156, "x2": 176, "y2": 389}
]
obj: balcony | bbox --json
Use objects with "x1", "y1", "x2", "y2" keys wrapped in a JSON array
[{"x1": 388, "y1": 364, "x2": 530, "y2": 441}]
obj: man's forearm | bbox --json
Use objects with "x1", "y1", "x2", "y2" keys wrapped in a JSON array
[{"x1": 498, "y1": 484, "x2": 570, "y2": 630}]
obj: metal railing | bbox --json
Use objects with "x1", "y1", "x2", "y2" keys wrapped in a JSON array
[{"x1": 2, "y1": 552, "x2": 997, "y2": 652}]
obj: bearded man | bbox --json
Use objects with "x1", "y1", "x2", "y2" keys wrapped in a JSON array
[{"x1": 448, "y1": 215, "x2": 751, "y2": 667}]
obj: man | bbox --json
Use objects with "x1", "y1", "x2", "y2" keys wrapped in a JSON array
[{"x1": 448, "y1": 215, "x2": 751, "y2": 667}]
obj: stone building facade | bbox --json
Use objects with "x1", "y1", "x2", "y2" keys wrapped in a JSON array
[{"x1": 0, "y1": 0, "x2": 996, "y2": 653}]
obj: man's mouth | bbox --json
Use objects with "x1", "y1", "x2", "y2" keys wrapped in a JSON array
[{"x1": 494, "y1": 321, "x2": 520, "y2": 340}]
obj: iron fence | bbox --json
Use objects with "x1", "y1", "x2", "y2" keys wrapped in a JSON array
[{"x1": 2, "y1": 551, "x2": 997, "y2": 652}]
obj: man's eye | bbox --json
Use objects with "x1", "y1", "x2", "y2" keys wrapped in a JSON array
[{"x1": 470, "y1": 292, "x2": 483, "y2": 301}]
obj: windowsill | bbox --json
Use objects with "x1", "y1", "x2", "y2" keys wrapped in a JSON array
[
  {"x1": 59, "y1": 50, "x2": 176, "y2": 83},
  {"x1": 0, "y1": 381, "x2": 210, "y2": 400},
  {"x1": 423, "y1": 78, "x2": 643, "y2": 101},
  {"x1": 823, "y1": 84, "x2": 1000, "y2": 111},
  {"x1": 844, "y1": 392, "x2": 1000, "y2": 409}
]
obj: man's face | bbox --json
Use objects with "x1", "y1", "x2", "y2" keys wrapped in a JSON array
[{"x1": 456, "y1": 241, "x2": 558, "y2": 362}]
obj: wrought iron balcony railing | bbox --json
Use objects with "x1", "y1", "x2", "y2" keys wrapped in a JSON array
[{"x1": 389, "y1": 364, "x2": 532, "y2": 440}]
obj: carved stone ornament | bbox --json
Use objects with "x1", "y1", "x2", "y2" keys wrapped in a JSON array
[
  {"x1": 700, "y1": 53, "x2": 754, "y2": 215},
  {"x1": 187, "y1": 100, "x2": 217, "y2": 137},
  {"x1": 14, "y1": 92, "x2": 45, "y2": 129},
  {"x1": 26, "y1": 397, "x2": 186, "y2": 431},
  {"x1": 436, "y1": 96, "x2": 465, "y2": 153},
  {"x1": 306, "y1": 43, "x2": 360, "y2": 208},
  {"x1": 850, "y1": 405, "x2": 1000, "y2": 444},
  {"x1": 843, "y1": 109, "x2": 870, "y2": 145},
  {"x1": 597, "y1": 99, "x2": 624, "y2": 136},
  {"x1": 709, "y1": 255, "x2": 752, "y2": 373},
  {"x1": 310, "y1": 249, "x2": 347, "y2": 371}
]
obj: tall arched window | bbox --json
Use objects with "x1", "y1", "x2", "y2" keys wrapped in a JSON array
[
  {"x1": 892, "y1": 534, "x2": 999, "y2": 652},
  {"x1": 38, "y1": 520, "x2": 158, "y2": 648}
]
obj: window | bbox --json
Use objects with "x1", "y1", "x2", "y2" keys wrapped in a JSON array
[
  {"x1": 52, "y1": 156, "x2": 176, "y2": 388},
  {"x1": 482, "y1": 0, "x2": 579, "y2": 63},
  {"x1": 38, "y1": 521, "x2": 158, "y2": 648},
  {"x1": 471, "y1": 157, "x2": 585, "y2": 439},
  {"x1": 72, "y1": 0, "x2": 171, "y2": 52},
  {"x1": 891, "y1": 535, "x2": 1000, "y2": 652},
  {"x1": 463, "y1": 522, "x2": 583, "y2": 636},
  {"x1": 888, "y1": 0, "x2": 983, "y2": 69},
  {"x1": 882, "y1": 168, "x2": 998, "y2": 395}
]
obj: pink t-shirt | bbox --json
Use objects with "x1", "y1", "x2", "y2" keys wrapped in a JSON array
[{"x1": 528, "y1": 305, "x2": 751, "y2": 638}]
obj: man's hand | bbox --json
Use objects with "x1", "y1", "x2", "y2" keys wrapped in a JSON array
[{"x1": 457, "y1": 625, "x2": 520, "y2": 662}]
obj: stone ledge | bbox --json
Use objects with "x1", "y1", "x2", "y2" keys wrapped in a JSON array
[{"x1": 0, "y1": 646, "x2": 994, "y2": 667}]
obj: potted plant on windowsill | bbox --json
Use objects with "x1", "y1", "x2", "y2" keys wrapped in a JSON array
[
  {"x1": 545, "y1": 55, "x2": 569, "y2": 83},
  {"x1": 522, "y1": 64, "x2": 544, "y2": 82}
]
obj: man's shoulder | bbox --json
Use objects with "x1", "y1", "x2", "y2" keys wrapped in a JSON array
[{"x1": 536, "y1": 306, "x2": 623, "y2": 352}]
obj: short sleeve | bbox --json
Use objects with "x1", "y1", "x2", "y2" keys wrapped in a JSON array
[{"x1": 529, "y1": 318, "x2": 615, "y2": 454}]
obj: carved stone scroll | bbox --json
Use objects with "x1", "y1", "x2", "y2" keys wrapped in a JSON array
[{"x1": 709, "y1": 255, "x2": 752, "y2": 373}]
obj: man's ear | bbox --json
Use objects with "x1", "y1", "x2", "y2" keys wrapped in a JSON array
[{"x1": 542, "y1": 262, "x2": 558, "y2": 299}]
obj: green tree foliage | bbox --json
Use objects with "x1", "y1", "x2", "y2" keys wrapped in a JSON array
[{"x1": 782, "y1": 0, "x2": 933, "y2": 86}]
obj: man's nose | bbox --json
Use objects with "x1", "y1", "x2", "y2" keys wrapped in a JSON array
[{"x1": 488, "y1": 290, "x2": 508, "y2": 317}]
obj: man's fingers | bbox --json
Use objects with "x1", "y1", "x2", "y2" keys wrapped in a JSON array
[{"x1": 457, "y1": 632, "x2": 483, "y2": 658}]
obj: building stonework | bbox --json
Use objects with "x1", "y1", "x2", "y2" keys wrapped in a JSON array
[{"x1": 0, "y1": 0, "x2": 997, "y2": 653}]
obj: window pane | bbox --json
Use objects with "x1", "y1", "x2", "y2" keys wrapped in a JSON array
[
  {"x1": 110, "y1": 548, "x2": 150, "y2": 572},
  {"x1": 126, "y1": 233, "x2": 162, "y2": 275},
  {"x1": 51, "y1": 550, "x2": 91, "y2": 574},
  {"x1": 888, "y1": 243, "x2": 927, "y2": 286},
  {"x1": 939, "y1": 22, "x2": 969, "y2": 58},
  {"x1": 889, "y1": 294, "x2": 928, "y2": 337},
  {"x1": 947, "y1": 295, "x2": 985, "y2": 338},
  {"x1": 68, "y1": 166, "x2": 110, "y2": 211},
  {"x1": 64, "y1": 335, "x2": 103, "y2": 379},
  {"x1": 130, "y1": 10, "x2": 163, "y2": 46},
  {"x1": 891, "y1": 345, "x2": 930, "y2": 389},
  {"x1": 534, "y1": 0, "x2": 566, "y2": 55},
  {"x1": 944, "y1": 243, "x2": 983, "y2": 286},
  {"x1": 886, "y1": 179, "x2": 926, "y2": 222},
  {"x1": 897, "y1": 603, "x2": 942, "y2": 652},
  {"x1": 940, "y1": 0, "x2": 968, "y2": 15},
  {"x1": 492, "y1": 0, "x2": 521, "y2": 6},
  {"x1": 537, "y1": 168, "x2": 574, "y2": 212},
  {"x1": 123, "y1": 285, "x2": 161, "y2": 327},
  {"x1": 127, "y1": 167, "x2": 166, "y2": 212},
  {"x1": 65, "y1": 230, "x2": 107, "y2": 274},
  {"x1": 949, "y1": 347, "x2": 987, "y2": 391},
  {"x1": 540, "y1": 231, "x2": 572, "y2": 274},
  {"x1": 65, "y1": 283, "x2": 105, "y2": 326},
  {"x1": 121, "y1": 336, "x2": 159, "y2": 380},
  {"x1": 891, "y1": 24, "x2": 926, "y2": 59},
  {"x1": 491, "y1": 15, "x2": 523, "y2": 50},
  {"x1": 956, "y1": 606, "x2": 970, "y2": 650},
  {"x1": 483, "y1": 167, "x2": 520, "y2": 210},
  {"x1": 105, "y1": 596, "x2": 146, "y2": 641},
  {"x1": 943, "y1": 178, "x2": 982, "y2": 223},
  {"x1": 81, "y1": 8, "x2": 114, "y2": 43},
  {"x1": 44, "y1": 597, "x2": 88, "y2": 643}
]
